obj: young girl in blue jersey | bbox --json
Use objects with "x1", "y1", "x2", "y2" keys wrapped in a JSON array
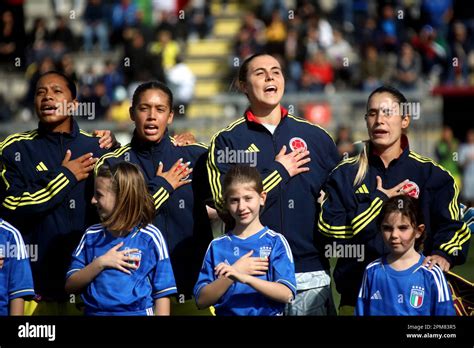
[
  {"x1": 0, "y1": 218, "x2": 35, "y2": 315},
  {"x1": 65, "y1": 162, "x2": 177, "y2": 315},
  {"x1": 356, "y1": 195, "x2": 455, "y2": 315},
  {"x1": 194, "y1": 165, "x2": 296, "y2": 316}
]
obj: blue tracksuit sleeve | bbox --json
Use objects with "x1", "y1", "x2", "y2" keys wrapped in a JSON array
[
  {"x1": 271, "y1": 234, "x2": 297, "y2": 298},
  {"x1": 428, "y1": 171, "x2": 470, "y2": 266},
  {"x1": 6, "y1": 229, "x2": 35, "y2": 301},
  {"x1": 319, "y1": 163, "x2": 388, "y2": 239},
  {"x1": 66, "y1": 230, "x2": 88, "y2": 279},
  {"x1": 355, "y1": 267, "x2": 371, "y2": 316},
  {"x1": 429, "y1": 267, "x2": 456, "y2": 316},
  {"x1": 0, "y1": 151, "x2": 77, "y2": 215},
  {"x1": 193, "y1": 243, "x2": 215, "y2": 303},
  {"x1": 149, "y1": 228, "x2": 177, "y2": 299}
]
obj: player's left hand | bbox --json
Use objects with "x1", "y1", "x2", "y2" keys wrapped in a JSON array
[
  {"x1": 173, "y1": 132, "x2": 196, "y2": 146},
  {"x1": 215, "y1": 263, "x2": 247, "y2": 283},
  {"x1": 93, "y1": 129, "x2": 120, "y2": 149},
  {"x1": 0, "y1": 257, "x2": 4, "y2": 269},
  {"x1": 422, "y1": 254, "x2": 451, "y2": 272}
]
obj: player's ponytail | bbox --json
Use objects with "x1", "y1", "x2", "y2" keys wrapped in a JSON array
[{"x1": 96, "y1": 162, "x2": 155, "y2": 233}]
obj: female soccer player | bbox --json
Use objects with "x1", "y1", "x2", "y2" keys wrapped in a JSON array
[
  {"x1": 94, "y1": 81, "x2": 213, "y2": 315},
  {"x1": 356, "y1": 195, "x2": 455, "y2": 315},
  {"x1": 194, "y1": 165, "x2": 296, "y2": 315},
  {"x1": 207, "y1": 53, "x2": 339, "y2": 315},
  {"x1": 319, "y1": 85, "x2": 470, "y2": 314},
  {"x1": 65, "y1": 162, "x2": 176, "y2": 315},
  {"x1": 0, "y1": 71, "x2": 118, "y2": 315}
]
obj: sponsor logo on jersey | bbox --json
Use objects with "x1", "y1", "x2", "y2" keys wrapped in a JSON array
[
  {"x1": 259, "y1": 246, "x2": 272, "y2": 259},
  {"x1": 409, "y1": 286, "x2": 425, "y2": 308},
  {"x1": 401, "y1": 181, "x2": 420, "y2": 198},
  {"x1": 289, "y1": 137, "x2": 307, "y2": 152}
]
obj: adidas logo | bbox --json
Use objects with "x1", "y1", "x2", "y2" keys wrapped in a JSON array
[
  {"x1": 355, "y1": 184, "x2": 369, "y2": 194},
  {"x1": 371, "y1": 290, "x2": 382, "y2": 300},
  {"x1": 245, "y1": 144, "x2": 260, "y2": 152},
  {"x1": 35, "y1": 162, "x2": 48, "y2": 171}
]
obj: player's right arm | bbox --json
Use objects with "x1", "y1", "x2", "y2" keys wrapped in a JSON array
[
  {"x1": 0, "y1": 148, "x2": 95, "y2": 215},
  {"x1": 65, "y1": 240, "x2": 137, "y2": 294}
]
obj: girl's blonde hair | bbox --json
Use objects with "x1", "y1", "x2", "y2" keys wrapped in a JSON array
[
  {"x1": 96, "y1": 162, "x2": 155, "y2": 232},
  {"x1": 353, "y1": 86, "x2": 409, "y2": 186}
]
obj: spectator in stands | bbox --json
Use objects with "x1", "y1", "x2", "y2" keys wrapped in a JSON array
[
  {"x1": 283, "y1": 27, "x2": 303, "y2": 92},
  {"x1": 59, "y1": 53, "x2": 78, "y2": 84},
  {"x1": 123, "y1": 31, "x2": 156, "y2": 85},
  {"x1": 240, "y1": 11, "x2": 266, "y2": 48},
  {"x1": 50, "y1": 16, "x2": 75, "y2": 53},
  {"x1": 327, "y1": 29, "x2": 355, "y2": 88},
  {"x1": 359, "y1": 17, "x2": 379, "y2": 49},
  {"x1": 265, "y1": 9, "x2": 287, "y2": 55},
  {"x1": 394, "y1": 42, "x2": 421, "y2": 90},
  {"x1": 301, "y1": 50, "x2": 334, "y2": 91},
  {"x1": 360, "y1": 44, "x2": 387, "y2": 91},
  {"x1": 411, "y1": 25, "x2": 447, "y2": 79},
  {"x1": 26, "y1": 17, "x2": 50, "y2": 63},
  {"x1": 111, "y1": 0, "x2": 138, "y2": 46},
  {"x1": 83, "y1": 0, "x2": 109, "y2": 53},
  {"x1": 234, "y1": 28, "x2": 260, "y2": 62},
  {"x1": 459, "y1": 129, "x2": 474, "y2": 206},
  {"x1": 186, "y1": 0, "x2": 213, "y2": 40},
  {"x1": 260, "y1": 0, "x2": 287, "y2": 23},
  {"x1": 0, "y1": 94, "x2": 12, "y2": 122},
  {"x1": 0, "y1": 10, "x2": 21, "y2": 70},
  {"x1": 435, "y1": 125, "x2": 461, "y2": 189},
  {"x1": 307, "y1": 14, "x2": 333, "y2": 50},
  {"x1": 378, "y1": 4, "x2": 399, "y2": 53},
  {"x1": 166, "y1": 56, "x2": 196, "y2": 118},
  {"x1": 335, "y1": 125, "x2": 358, "y2": 159},
  {"x1": 447, "y1": 21, "x2": 472, "y2": 85},
  {"x1": 421, "y1": 0, "x2": 453, "y2": 39},
  {"x1": 149, "y1": 30, "x2": 180, "y2": 71},
  {"x1": 106, "y1": 86, "x2": 130, "y2": 126},
  {"x1": 102, "y1": 60, "x2": 124, "y2": 102}
]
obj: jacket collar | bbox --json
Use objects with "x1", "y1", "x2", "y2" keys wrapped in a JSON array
[
  {"x1": 37, "y1": 118, "x2": 79, "y2": 139},
  {"x1": 244, "y1": 105, "x2": 288, "y2": 124},
  {"x1": 131, "y1": 129, "x2": 172, "y2": 154},
  {"x1": 369, "y1": 134, "x2": 410, "y2": 167}
]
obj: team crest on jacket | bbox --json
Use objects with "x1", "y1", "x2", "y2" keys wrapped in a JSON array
[
  {"x1": 125, "y1": 248, "x2": 142, "y2": 269},
  {"x1": 289, "y1": 137, "x2": 307, "y2": 152},
  {"x1": 409, "y1": 286, "x2": 424, "y2": 308},
  {"x1": 401, "y1": 181, "x2": 420, "y2": 199},
  {"x1": 259, "y1": 246, "x2": 272, "y2": 259}
]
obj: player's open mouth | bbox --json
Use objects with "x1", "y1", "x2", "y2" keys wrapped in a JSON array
[
  {"x1": 373, "y1": 129, "x2": 388, "y2": 137},
  {"x1": 144, "y1": 125, "x2": 159, "y2": 135},
  {"x1": 264, "y1": 85, "x2": 277, "y2": 94},
  {"x1": 40, "y1": 104, "x2": 58, "y2": 115}
]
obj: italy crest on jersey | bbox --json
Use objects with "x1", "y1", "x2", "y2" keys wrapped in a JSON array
[
  {"x1": 409, "y1": 286, "x2": 425, "y2": 308},
  {"x1": 259, "y1": 246, "x2": 272, "y2": 260},
  {"x1": 125, "y1": 247, "x2": 142, "y2": 269}
]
